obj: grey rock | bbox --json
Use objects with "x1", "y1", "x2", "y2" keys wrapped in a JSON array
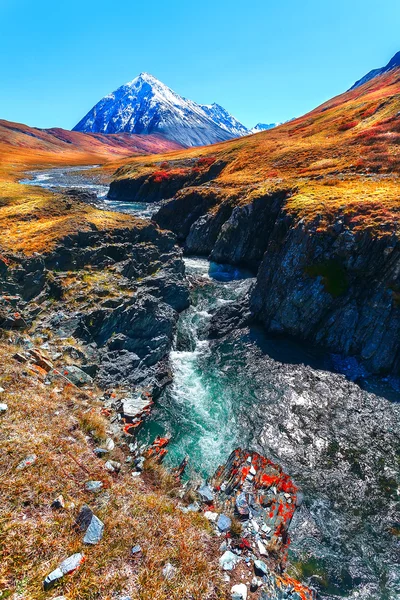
[
  {"x1": 131, "y1": 544, "x2": 142, "y2": 554},
  {"x1": 235, "y1": 492, "x2": 250, "y2": 517},
  {"x1": 83, "y1": 514, "x2": 104, "y2": 545},
  {"x1": 254, "y1": 559, "x2": 269, "y2": 577},
  {"x1": 217, "y1": 513, "x2": 232, "y2": 532},
  {"x1": 16, "y1": 454, "x2": 37, "y2": 470},
  {"x1": 162, "y1": 562, "x2": 177, "y2": 580},
  {"x1": 43, "y1": 567, "x2": 64, "y2": 590},
  {"x1": 85, "y1": 480, "x2": 103, "y2": 492},
  {"x1": 59, "y1": 552, "x2": 85, "y2": 574},
  {"x1": 51, "y1": 494, "x2": 65, "y2": 510},
  {"x1": 105, "y1": 460, "x2": 121, "y2": 472},
  {"x1": 219, "y1": 550, "x2": 240, "y2": 571},
  {"x1": 62, "y1": 365, "x2": 93, "y2": 386},
  {"x1": 198, "y1": 483, "x2": 214, "y2": 503}
]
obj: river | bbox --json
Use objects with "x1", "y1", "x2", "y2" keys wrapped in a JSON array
[{"x1": 22, "y1": 167, "x2": 400, "y2": 600}]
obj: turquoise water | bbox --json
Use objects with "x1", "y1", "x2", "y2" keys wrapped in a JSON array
[{"x1": 139, "y1": 257, "x2": 257, "y2": 475}]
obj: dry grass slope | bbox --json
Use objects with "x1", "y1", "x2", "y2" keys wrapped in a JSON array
[
  {"x1": 0, "y1": 337, "x2": 225, "y2": 600},
  {"x1": 112, "y1": 69, "x2": 400, "y2": 235}
]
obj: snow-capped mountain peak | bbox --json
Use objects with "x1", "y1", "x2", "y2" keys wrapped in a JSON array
[{"x1": 73, "y1": 74, "x2": 250, "y2": 147}]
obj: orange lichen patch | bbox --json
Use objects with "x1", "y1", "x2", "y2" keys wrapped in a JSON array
[
  {"x1": 276, "y1": 574, "x2": 314, "y2": 600},
  {"x1": 111, "y1": 68, "x2": 400, "y2": 236}
]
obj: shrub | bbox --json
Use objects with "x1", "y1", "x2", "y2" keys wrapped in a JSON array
[{"x1": 338, "y1": 120, "x2": 359, "y2": 132}]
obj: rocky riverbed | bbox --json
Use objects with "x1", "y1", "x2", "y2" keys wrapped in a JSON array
[{"x1": 14, "y1": 168, "x2": 400, "y2": 599}]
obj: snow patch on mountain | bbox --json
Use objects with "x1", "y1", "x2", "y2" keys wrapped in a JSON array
[
  {"x1": 250, "y1": 123, "x2": 277, "y2": 133},
  {"x1": 73, "y1": 73, "x2": 250, "y2": 147}
]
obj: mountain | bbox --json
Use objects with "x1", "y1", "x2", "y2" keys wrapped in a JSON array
[
  {"x1": 73, "y1": 73, "x2": 249, "y2": 147},
  {"x1": 250, "y1": 122, "x2": 277, "y2": 133},
  {"x1": 350, "y1": 50, "x2": 400, "y2": 89},
  {"x1": 0, "y1": 118, "x2": 182, "y2": 168}
]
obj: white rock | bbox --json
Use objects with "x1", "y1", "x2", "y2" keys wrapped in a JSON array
[
  {"x1": 219, "y1": 550, "x2": 240, "y2": 571},
  {"x1": 0, "y1": 403, "x2": 8, "y2": 412},
  {"x1": 231, "y1": 583, "x2": 248, "y2": 600},
  {"x1": 0, "y1": 387, "x2": 5, "y2": 393},
  {"x1": 257, "y1": 539, "x2": 268, "y2": 556},
  {"x1": 250, "y1": 519, "x2": 259, "y2": 532},
  {"x1": 204, "y1": 511, "x2": 218, "y2": 522},
  {"x1": 105, "y1": 437, "x2": 115, "y2": 451},
  {"x1": 162, "y1": 562, "x2": 177, "y2": 580}
]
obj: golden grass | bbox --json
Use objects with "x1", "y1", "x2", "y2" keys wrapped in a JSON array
[
  {"x1": 111, "y1": 69, "x2": 400, "y2": 235},
  {"x1": 0, "y1": 337, "x2": 226, "y2": 600}
]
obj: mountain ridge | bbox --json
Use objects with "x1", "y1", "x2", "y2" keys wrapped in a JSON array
[
  {"x1": 74, "y1": 73, "x2": 260, "y2": 147},
  {"x1": 350, "y1": 50, "x2": 400, "y2": 89}
]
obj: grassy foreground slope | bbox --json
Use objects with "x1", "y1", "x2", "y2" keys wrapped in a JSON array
[
  {"x1": 0, "y1": 119, "x2": 181, "y2": 255},
  {"x1": 111, "y1": 68, "x2": 400, "y2": 234}
]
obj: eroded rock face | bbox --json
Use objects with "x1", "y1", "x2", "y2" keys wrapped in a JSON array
[
  {"x1": 250, "y1": 219, "x2": 400, "y2": 375},
  {"x1": 0, "y1": 219, "x2": 190, "y2": 395}
]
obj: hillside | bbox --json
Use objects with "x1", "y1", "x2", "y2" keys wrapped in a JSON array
[{"x1": 107, "y1": 67, "x2": 400, "y2": 375}]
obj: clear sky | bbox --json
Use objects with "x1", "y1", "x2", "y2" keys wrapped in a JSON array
[{"x1": 1, "y1": 0, "x2": 399, "y2": 130}]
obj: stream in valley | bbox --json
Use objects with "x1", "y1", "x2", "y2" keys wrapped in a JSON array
[{"x1": 23, "y1": 168, "x2": 400, "y2": 600}]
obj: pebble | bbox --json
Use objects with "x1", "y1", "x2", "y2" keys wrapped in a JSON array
[
  {"x1": 16, "y1": 454, "x2": 37, "y2": 470},
  {"x1": 105, "y1": 437, "x2": 115, "y2": 451},
  {"x1": 198, "y1": 483, "x2": 214, "y2": 503},
  {"x1": 231, "y1": 583, "x2": 248, "y2": 600},
  {"x1": 0, "y1": 403, "x2": 8, "y2": 413},
  {"x1": 131, "y1": 544, "x2": 142, "y2": 554},
  {"x1": 235, "y1": 492, "x2": 250, "y2": 517},
  {"x1": 105, "y1": 460, "x2": 121, "y2": 472},
  {"x1": 219, "y1": 550, "x2": 240, "y2": 571},
  {"x1": 84, "y1": 480, "x2": 103, "y2": 492},
  {"x1": 257, "y1": 539, "x2": 267, "y2": 556},
  {"x1": 162, "y1": 562, "x2": 177, "y2": 580},
  {"x1": 204, "y1": 510, "x2": 218, "y2": 522},
  {"x1": 0, "y1": 387, "x2": 5, "y2": 393},
  {"x1": 217, "y1": 513, "x2": 232, "y2": 532},
  {"x1": 254, "y1": 559, "x2": 269, "y2": 577},
  {"x1": 51, "y1": 494, "x2": 65, "y2": 510}
]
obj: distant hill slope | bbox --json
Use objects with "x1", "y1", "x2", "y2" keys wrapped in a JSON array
[
  {"x1": 73, "y1": 72, "x2": 250, "y2": 147},
  {"x1": 0, "y1": 119, "x2": 182, "y2": 168},
  {"x1": 350, "y1": 50, "x2": 400, "y2": 89}
]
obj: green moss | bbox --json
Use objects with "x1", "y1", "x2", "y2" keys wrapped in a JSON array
[{"x1": 305, "y1": 260, "x2": 348, "y2": 297}]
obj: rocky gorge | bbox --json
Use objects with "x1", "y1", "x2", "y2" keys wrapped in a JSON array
[{"x1": 2, "y1": 167, "x2": 398, "y2": 600}]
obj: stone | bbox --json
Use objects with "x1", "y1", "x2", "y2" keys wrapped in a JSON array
[
  {"x1": 0, "y1": 403, "x2": 8, "y2": 413},
  {"x1": 0, "y1": 386, "x2": 5, "y2": 393},
  {"x1": 43, "y1": 553, "x2": 84, "y2": 590},
  {"x1": 61, "y1": 365, "x2": 93, "y2": 386},
  {"x1": 198, "y1": 483, "x2": 214, "y2": 503},
  {"x1": 51, "y1": 494, "x2": 65, "y2": 510},
  {"x1": 94, "y1": 447, "x2": 108, "y2": 457},
  {"x1": 204, "y1": 510, "x2": 218, "y2": 522},
  {"x1": 84, "y1": 480, "x2": 103, "y2": 492},
  {"x1": 131, "y1": 544, "x2": 142, "y2": 554},
  {"x1": 16, "y1": 454, "x2": 37, "y2": 470},
  {"x1": 75, "y1": 504, "x2": 94, "y2": 531},
  {"x1": 217, "y1": 513, "x2": 232, "y2": 532},
  {"x1": 235, "y1": 492, "x2": 250, "y2": 517},
  {"x1": 250, "y1": 577, "x2": 260, "y2": 592},
  {"x1": 105, "y1": 437, "x2": 115, "y2": 451},
  {"x1": 231, "y1": 583, "x2": 247, "y2": 600},
  {"x1": 83, "y1": 514, "x2": 104, "y2": 545},
  {"x1": 257, "y1": 539, "x2": 267, "y2": 556},
  {"x1": 59, "y1": 552, "x2": 85, "y2": 574},
  {"x1": 43, "y1": 567, "x2": 64, "y2": 590},
  {"x1": 162, "y1": 562, "x2": 177, "y2": 580},
  {"x1": 254, "y1": 559, "x2": 269, "y2": 577},
  {"x1": 105, "y1": 460, "x2": 121, "y2": 472},
  {"x1": 219, "y1": 550, "x2": 240, "y2": 571}
]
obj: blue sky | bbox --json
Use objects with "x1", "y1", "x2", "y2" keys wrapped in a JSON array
[{"x1": 1, "y1": 0, "x2": 400, "y2": 130}]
